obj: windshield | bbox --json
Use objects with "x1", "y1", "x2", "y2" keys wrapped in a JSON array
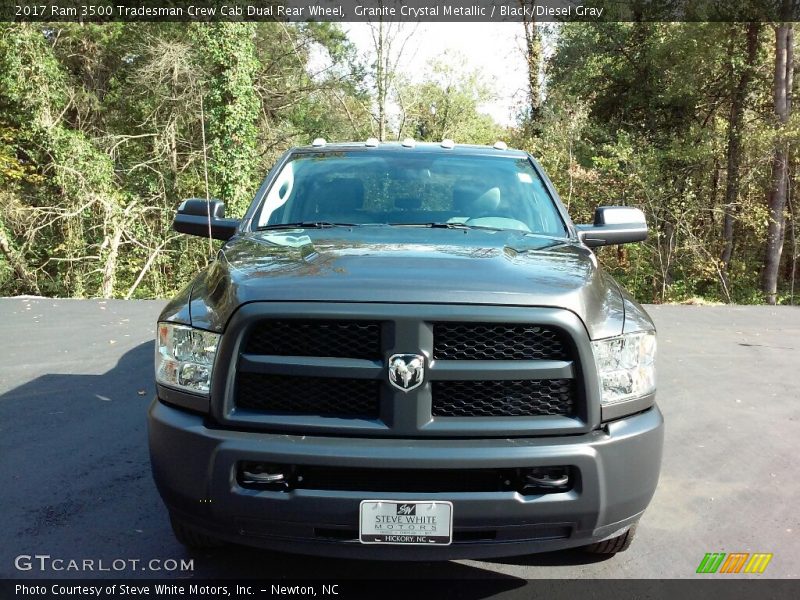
[{"x1": 254, "y1": 150, "x2": 568, "y2": 236}]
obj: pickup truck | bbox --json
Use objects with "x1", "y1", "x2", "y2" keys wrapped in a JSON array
[{"x1": 148, "y1": 139, "x2": 663, "y2": 559}]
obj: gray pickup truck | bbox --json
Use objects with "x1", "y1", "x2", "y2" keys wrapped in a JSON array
[{"x1": 148, "y1": 140, "x2": 663, "y2": 560}]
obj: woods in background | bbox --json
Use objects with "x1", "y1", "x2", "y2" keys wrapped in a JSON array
[
  {"x1": 526, "y1": 20, "x2": 797, "y2": 305},
  {"x1": 0, "y1": 19, "x2": 797, "y2": 304}
]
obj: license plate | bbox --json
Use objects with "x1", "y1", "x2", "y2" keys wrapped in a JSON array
[{"x1": 359, "y1": 500, "x2": 453, "y2": 545}]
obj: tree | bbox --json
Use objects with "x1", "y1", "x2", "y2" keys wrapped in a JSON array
[
  {"x1": 720, "y1": 23, "x2": 762, "y2": 298},
  {"x1": 0, "y1": 20, "x2": 797, "y2": 305},
  {"x1": 0, "y1": 23, "x2": 125, "y2": 297},
  {"x1": 191, "y1": 23, "x2": 260, "y2": 217},
  {"x1": 0, "y1": 22, "x2": 374, "y2": 299},
  {"x1": 364, "y1": 8, "x2": 416, "y2": 140},
  {"x1": 761, "y1": 17, "x2": 794, "y2": 304},
  {"x1": 520, "y1": 0, "x2": 543, "y2": 127},
  {"x1": 396, "y1": 57, "x2": 505, "y2": 144},
  {"x1": 540, "y1": 21, "x2": 783, "y2": 303}
]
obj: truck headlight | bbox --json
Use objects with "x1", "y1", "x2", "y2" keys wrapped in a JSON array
[
  {"x1": 156, "y1": 323, "x2": 220, "y2": 395},
  {"x1": 591, "y1": 331, "x2": 656, "y2": 405}
]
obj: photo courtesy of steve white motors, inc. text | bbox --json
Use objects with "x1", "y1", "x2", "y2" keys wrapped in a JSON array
[{"x1": 14, "y1": 583, "x2": 339, "y2": 597}]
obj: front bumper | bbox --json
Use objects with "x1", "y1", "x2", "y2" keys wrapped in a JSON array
[{"x1": 148, "y1": 399, "x2": 664, "y2": 560}]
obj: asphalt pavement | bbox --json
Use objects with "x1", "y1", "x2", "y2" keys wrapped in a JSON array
[{"x1": 1, "y1": 298, "x2": 798, "y2": 579}]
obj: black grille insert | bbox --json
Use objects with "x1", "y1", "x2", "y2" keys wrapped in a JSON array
[
  {"x1": 238, "y1": 463, "x2": 574, "y2": 495},
  {"x1": 236, "y1": 373, "x2": 379, "y2": 418},
  {"x1": 432, "y1": 379, "x2": 576, "y2": 417},
  {"x1": 244, "y1": 320, "x2": 381, "y2": 359},
  {"x1": 433, "y1": 322, "x2": 571, "y2": 361}
]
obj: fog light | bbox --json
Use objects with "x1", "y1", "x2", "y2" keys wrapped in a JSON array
[
  {"x1": 239, "y1": 462, "x2": 290, "y2": 490},
  {"x1": 521, "y1": 467, "x2": 571, "y2": 492},
  {"x1": 243, "y1": 470, "x2": 285, "y2": 484}
]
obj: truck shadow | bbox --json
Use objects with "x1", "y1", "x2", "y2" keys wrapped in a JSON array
[
  {"x1": 1, "y1": 341, "x2": 609, "y2": 584},
  {"x1": 186, "y1": 543, "x2": 612, "y2": 579},
  {"x1": 480, "y1": 549, "x2": 614, "y2": 567}
]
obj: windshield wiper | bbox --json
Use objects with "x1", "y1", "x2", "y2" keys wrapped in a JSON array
[
  {"x1": 256, "y1": 221, "x2": 358, "y2": 230},
  {"x1": 387, "y1": 222, "x2": 502, "y2": 231}
]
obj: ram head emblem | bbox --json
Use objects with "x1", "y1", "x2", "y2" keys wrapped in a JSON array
[{"x1": 388, "y1": 354, "x2": 425, "y2": 392}]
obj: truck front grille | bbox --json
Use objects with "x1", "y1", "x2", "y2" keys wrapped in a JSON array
[
  {"x1": 433, "y1": 322, "x2": 571, "y2": 360},
  {"x1": 236, "y1": 373, "x2": 379, "y2": 418},
  {"x1": 226, "y1": 306, "x2": 588, "y2": 436},
  {"x1": 432, "y1": 379, "x2": 576, "y2": 417},
  {"x1": 245, "y1": 319, "x2": 382, "y2": 359}
]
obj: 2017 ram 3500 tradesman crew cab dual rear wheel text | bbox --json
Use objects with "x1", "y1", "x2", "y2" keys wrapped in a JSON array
[{"x1": 148, "y1": 140, "x2": 663, "y2": 560}]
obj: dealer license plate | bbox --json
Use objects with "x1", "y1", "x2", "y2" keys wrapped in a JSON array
[{"x1": 359, "y1": 500, "x2": 453, "y2": 545}]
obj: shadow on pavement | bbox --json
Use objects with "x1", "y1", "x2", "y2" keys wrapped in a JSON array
[
  {"x1": 481, "y1": 549, "x2": 614, "y2": 567},
  {"x1": 183, "y1": 545, "x2": 524, "y2": 581}
]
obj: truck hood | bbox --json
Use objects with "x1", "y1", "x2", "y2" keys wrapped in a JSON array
[{"x1": 171, "y1": 227, "x2": 629, "y2": 339}]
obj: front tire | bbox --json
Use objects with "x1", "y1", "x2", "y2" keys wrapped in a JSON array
[{"x1": 582, "y1": 524, "x2": 637, "y2": 555}]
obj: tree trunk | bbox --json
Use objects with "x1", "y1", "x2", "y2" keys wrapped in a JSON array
[
  {"x1": 520, "y1": 1, "x2": 542, "y2": 125},
  {"x1": 710, "y1": 159, "x2": 721, "y2": 227},
  {"x1": 0, "y1": 216, "x2": 40, "y2": 295},
  {"x1": 368, "y1": 18, "x2": 415, "y2": 141},
  {"x1": 761, "y1": 20, "x2": 794, "y2": 305},
  {"x1": 376, "y1": 18, "x2": 386, "y2": 141},
  {"x1": 721, "y1": 23, "x2": 761, "y2": 290},
  {"x1": 100, "y1": 219, "x2": 123, "y2": 299},
  {"x1": 788, "y1": 168, "x2": 797, "y2": 304}
]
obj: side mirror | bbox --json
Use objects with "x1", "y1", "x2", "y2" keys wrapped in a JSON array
[
  {"x1": 576, "y1": 206, "x2": 648, "y2": 248},
  {"x1": 173, "y1": 199, "x2": 239, "y2": 241}
]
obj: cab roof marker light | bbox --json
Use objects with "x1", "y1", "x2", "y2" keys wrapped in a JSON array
[
  {"x1": 365, "y1": 138, "x2": 379, "y2": 147},
  {"x1": 401, "y1": 138, "x2": 416, "y2": 148},
  {"x1": 311, "y1": 137, "x2": 327, "y2": 147},
  {"x1": 493, "y1": 141, "x2": 508, "y2": 150},
  {"x1": 440, "y1": 139, "x2": 455, "y2": 149}
]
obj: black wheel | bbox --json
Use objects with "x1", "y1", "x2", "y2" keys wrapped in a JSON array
[
  {"x1": 582, "y1": 523, "x2": 637, "y2": 555},
  {"x1": 169, "y1": 515, "x2": 225, "y2": 550}
]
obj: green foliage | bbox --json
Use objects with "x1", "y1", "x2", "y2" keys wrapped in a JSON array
[
  {"x1": 517, "y1": 21, "x2": 799, "y2": 304},
  {"x1": 1, "y1": 21, "x2": 795, "y2": 306},
  {"x1": 0, "y1": 23, "x2": 124, "y2": 297},
  {"x1": 0, "y1": 22, "x2": 383, "y2": 299},
  {"x1": 397, "y1": 56, "x2": 506, "y2": 144},
  {"x1": 190, "y1": 23, "x2": 260, "y2": 217}
]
